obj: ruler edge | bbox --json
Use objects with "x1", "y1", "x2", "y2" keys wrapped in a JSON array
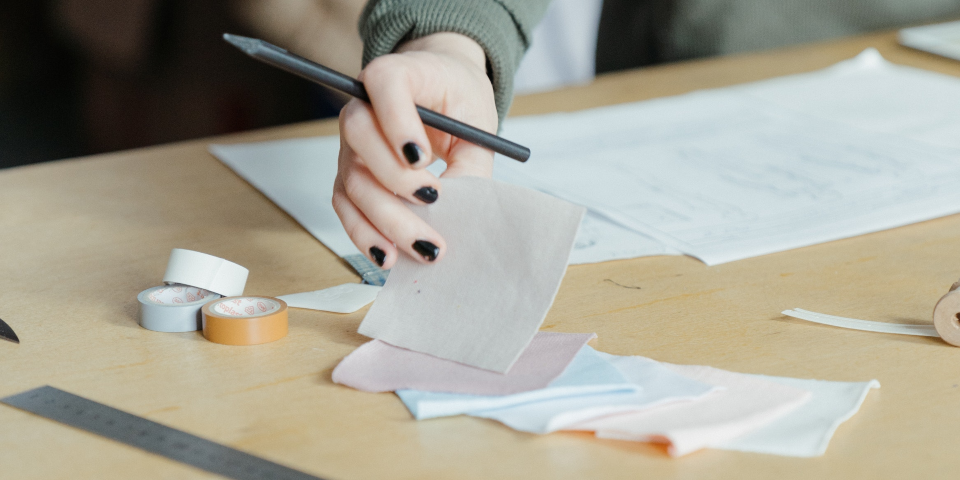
[{"x1": 1, "y1": 385, "x2": 325, "y2": 480}]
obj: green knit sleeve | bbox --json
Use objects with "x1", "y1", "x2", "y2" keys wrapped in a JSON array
[{"x1": 359, "y1": 0, "x2": 552, "y2": 125}]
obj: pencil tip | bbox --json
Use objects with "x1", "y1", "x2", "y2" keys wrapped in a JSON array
[{"x1": 223, "y1": 33, "x2": 260, "y2": 55}]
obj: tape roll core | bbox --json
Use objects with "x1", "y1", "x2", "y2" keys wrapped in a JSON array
[
  {"x1": 202, "y1": 297, "x2": 288, "y2": 345},
  {"x1": 934, "y1": 290, "x2": 960, "y2": 347},
  {"x1": 138, "y1": 285, "x2": 221, "y2": 332}
]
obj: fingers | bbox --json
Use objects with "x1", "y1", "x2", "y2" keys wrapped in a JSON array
[
  {"x1": 359, "y1": 56, "x2": 434, "y2": 170},
  {"x1": 435, "y1": 137, "x2": 496, "y2": 180},
  {"x1": 334, "y1": 142, "x2": 446, "y2": 267},
  {"x1": 340, "y1": 99, "x2": 442, "y2": 206}
]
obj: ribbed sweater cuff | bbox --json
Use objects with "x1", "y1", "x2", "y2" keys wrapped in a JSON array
[{"x1": 360, "y1": 0, "x2": 528, "y2": 126}]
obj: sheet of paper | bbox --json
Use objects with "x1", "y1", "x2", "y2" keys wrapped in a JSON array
[
  {"x1": 212, "y1": 50, "x2": 960, "y2": 267},
  {"x1": 740, "y1": 49, "x2": 960, "y2": 149},
  {"x1": 496, "y1": 82, "x2": 960, "y2": 265},
  {"x1": 357, "y1": 177, "x2": 585, "y2": 373},
  {"x1": 332, "y1": 332, "x2": 596, "y2": 396},
  {"x1": 717, "y1": 377, "x2": 880, "y2": 457},
  {"x1": 396, "y1": 345, "x2": 640, "y2": 420},
  {"x1": 210, "y1": 138, "x2": 357, "y2": 257},
  {"x1": 210, "y1": 138, "x2": 678, "y2": 266},
  {"x1": 277, "y1": 283, "x2": 381, "y2": 314},
  {"x1": 573, "y1": 363, "x2": 811, "y2": 457},
  {"x1": 400, "y1": 348, "x2": 717, "y2": 433},
  {"x1": 900, "y1": 21, "x2": 960, "y2": 64}
]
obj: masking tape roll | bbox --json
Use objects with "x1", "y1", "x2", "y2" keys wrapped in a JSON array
[
  {"x1": 138, "y1": 285, "x2": 221, "y2": 332},
  {"x1": 933, "y1": 281, "x2": 960, "y2": 347},
  {"x1": 163, "y1": 249, "x2": 249, "y2": 297},
  {"x1": 202, "y1": 297, "x2": 288, "y2": 345}
]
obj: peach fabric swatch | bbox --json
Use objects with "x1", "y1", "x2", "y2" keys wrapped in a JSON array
[
  {"x1": 357, "y1": 177, "x2": 585, "y2": 373},
  {"x1": 332, "y1": 332, "x2": 596, "y2": 396},
  {"x1": 573, "y1": 364, "x2": 812, "y2": 457}
]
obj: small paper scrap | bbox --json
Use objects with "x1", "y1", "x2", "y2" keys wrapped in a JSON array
[
  {"x1": 782, "y1": 308, "x2": 939, "y2": 337},
  {"x1": 278, "y1": 284, "x2": 381, "y2": 314}
]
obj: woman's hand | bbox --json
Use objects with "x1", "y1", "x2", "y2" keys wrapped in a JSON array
[{"x1": 332, "y1": 32, "x2": 498, "y2": 269}]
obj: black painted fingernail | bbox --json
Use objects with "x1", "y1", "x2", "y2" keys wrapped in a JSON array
[
  {"x1": 369, "y1": 246, "x2": 386, "y2": 267},
  {"x1": 412, "y1": 240, "x2": 439, "y2": 261},
  {"x1": 413, "y1": 186, "x2": 438, "y2": 204},
  {"x1": 402, "y1": 142, "x2": 423, "y2": 164}
]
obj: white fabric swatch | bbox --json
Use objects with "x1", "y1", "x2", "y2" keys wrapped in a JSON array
[
  {"x1": 359, "y1": 177, "x2": 585, "y2": 373},
  {"x1": 277, "y1": 284, "x2": 381, "y2": 314},
  {"x1": 462, "y1": 351, "x2": 718, "y2": 434},
  {"x1": 783, "y1": 308, "x2": 939, "y2": 337},
  {"x1": 573, "y1": 364, "x2": 812, "y2": 457},
  {"x1": 717, "y1": 376, "x2": 880, "y2": 457},
  {"x1": 396, "y1": 346, "x2": 639, "y2": 420}
]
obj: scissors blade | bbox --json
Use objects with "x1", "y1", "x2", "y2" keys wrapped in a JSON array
[{"x1": 0, "y1": 317, "x2": 19, "y2": 344}]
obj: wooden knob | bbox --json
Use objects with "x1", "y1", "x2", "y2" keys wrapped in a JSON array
[{"x1": 933, "y1": 280, "x2": 960, "y2": 347}]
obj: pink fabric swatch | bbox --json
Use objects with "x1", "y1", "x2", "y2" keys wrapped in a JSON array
[
  {"x1": 332, "y1": 332, "x2": 596, "y2": 396},
  {"x1": 571, "y1": 364, "x2": 812, "y2": 457}
]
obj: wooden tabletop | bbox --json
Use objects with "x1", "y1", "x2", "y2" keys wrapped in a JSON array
[{"x1": 3, "y1": 30, "x2": 960, "y2": 479}]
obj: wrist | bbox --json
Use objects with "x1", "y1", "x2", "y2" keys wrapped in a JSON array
[{"x1": 396, "y1": 33, "x2": 488, "y2": 73}]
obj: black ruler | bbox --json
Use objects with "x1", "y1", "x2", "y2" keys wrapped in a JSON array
[{"x1": 2, "y1": 386, "x2": 326, "y2": 480}]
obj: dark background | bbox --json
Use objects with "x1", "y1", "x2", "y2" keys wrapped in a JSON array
[
  {"x1": 3, "y1": 0, "x2": 959, "y2": 171},
  {"x1": 0, "y1": 0, "x2": 344, "y2": 170}
]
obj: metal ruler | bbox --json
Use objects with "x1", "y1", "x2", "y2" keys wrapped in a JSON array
[{"x1": 2, "y1": 386, "x2": 326, "y2": 480}]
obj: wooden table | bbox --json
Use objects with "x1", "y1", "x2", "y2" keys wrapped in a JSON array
[{"x1": 3, "y1": 30, "x2": 960, "y2": 479}]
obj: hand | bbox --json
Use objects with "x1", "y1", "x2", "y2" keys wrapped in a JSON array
[{"x1": 332, "y1": 32, "x2": 498, "y2": 269}]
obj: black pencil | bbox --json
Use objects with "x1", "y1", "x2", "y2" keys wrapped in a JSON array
[{"x1": 223, "y1": 34, "x2": 531, "y2": 162}]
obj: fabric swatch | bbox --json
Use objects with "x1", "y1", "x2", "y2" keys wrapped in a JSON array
[
  {"x1": 278, "y1": 283, "x2": 381, "y2": 314},
  {"x1": 717, "y1": 376, "x2": 880, "y2": 457},
  {"x1": 574, "y1": 363, "x2": 812, "y2": 457},
  {"x1": 358, "y1": 177, "x2": 585, "y2": 373},
  {"x1": 333, "y1": 332, "x2": 596, "y2": 396},
  {"x1": 402, "y1": 348, "x2": 717, "y2": 433},
  {"x1": 396, "y1": 345, "x2": 638, "y2": 419}
]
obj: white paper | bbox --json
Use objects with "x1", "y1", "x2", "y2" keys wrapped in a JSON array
[
  {"x1": 213, "y1": 50, "x2": 960, "y2": 267},
  {"x1": 717, "y1": 377, "x2": 880, "y2": 457},
  {"x1": 496, "y1": 80, "x2": 960, "y2": 265},
  {"x1": 740, "y1": 49, "x2": 960, "y2": 150},
  {"x1": 210, "y1": 138, "x2": 358, "y2": 258},
  {"x1": 277, "y1": 283, "x2": 381, "y2": 314},
  {"x1": 210, "y1": 138, "x2": 678, "y2": 265},
  {"x1": 900, "y1": 21, "x2": 960, "y2": 65}
]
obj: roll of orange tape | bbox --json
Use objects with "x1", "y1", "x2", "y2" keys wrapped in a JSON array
[
  {"x1": 934, "y1": 279, "x2": 960, "y2": 347},
  {"x1": 201, "y1": 297, "x2": 288, "y2": 346}
]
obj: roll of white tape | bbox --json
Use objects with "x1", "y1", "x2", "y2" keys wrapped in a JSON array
[
  {"x1": 138, "y1": 285, "x2": 221, "y2": 332},
  {"x1": 162, "y1": 249, "x2": 248, "y2": 297}
]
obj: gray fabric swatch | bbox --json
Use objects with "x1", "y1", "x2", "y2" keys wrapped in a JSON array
[{"x1": 358, "y1": 177, "x2": 585, "y2": 373}]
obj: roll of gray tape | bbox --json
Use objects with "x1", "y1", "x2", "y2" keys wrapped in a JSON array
[{"x1": 138, "y1": 285, "x2": 221, "y2": 332}]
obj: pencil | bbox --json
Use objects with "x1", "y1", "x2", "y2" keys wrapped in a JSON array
[{"x1": 223, "y1": 34, "x2": 531, "y2": 162}]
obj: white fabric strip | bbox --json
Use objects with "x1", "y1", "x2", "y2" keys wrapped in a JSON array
[{"x1": 782, "y1": 308, "x2": 939, "y2": 337}]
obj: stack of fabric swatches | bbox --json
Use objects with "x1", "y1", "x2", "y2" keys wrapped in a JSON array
[
  {"x1": 333, "y1": 332, "x2": 878, "y2": 457},
  {"x1": 332, "y1": 177, "x2": 879, "y2": 457}
]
